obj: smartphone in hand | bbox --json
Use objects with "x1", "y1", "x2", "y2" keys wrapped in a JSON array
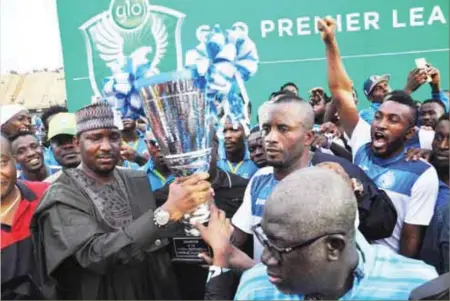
[{"x1": 415, "y1": 58, "x2": 432, "y2": 83}]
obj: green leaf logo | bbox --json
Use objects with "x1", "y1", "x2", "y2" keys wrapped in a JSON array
[{"x1": 110, "y1": 0, "x2": 148, "y2": 30}]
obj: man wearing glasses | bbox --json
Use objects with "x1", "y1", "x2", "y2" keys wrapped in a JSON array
[
  {"x1": 140, "y1": 130, "x2": 174, "y2": 191},
  {"x1": 200, "y1": 168, "x2": 437, "y2": 300}
]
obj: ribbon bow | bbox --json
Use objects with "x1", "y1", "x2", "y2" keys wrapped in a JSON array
[
  {"x1": 102, "y1": 47, "x2": 152, "y2": 118},
  {"x1": 185, "y1": 24, "x2": 259, "y2": 125}
]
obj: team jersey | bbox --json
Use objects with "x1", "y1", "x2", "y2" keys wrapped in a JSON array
[
  {"x1": 122, "y1": 134, "x2": 148, "y2": 170},
  {"x1": 139, "y1": 160, "x2": 174, "y2": 192},
  {"x1": 405, "y1": 129, "x2": 435, "y2": 150},
  {"x1": 235, "y1": 231, "x2": 438, "y2": 301},
  {"x1": 350, "y1": 118, "x2": 439, "y2": 252},
  {"x1": 217, "y1": 138, "x2": 258, "y2": 179},
  {"x1": 232, "y1": 167, "x2": 279, "y2": 261}
]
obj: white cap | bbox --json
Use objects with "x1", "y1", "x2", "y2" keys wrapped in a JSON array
[{"x1": 0, "y1": 105, "x2": 28, "y2": 127}]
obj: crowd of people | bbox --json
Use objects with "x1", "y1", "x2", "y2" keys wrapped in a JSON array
[{"x1": 0, "y1": 17, "x2": 449, "y2": 300}]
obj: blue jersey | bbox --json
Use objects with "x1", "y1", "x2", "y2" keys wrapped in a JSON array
[
  {"x1": 235, "y1": 231, "x2": 438, "y2": 300},
  {"x1": 435, "y1": 181, "x2": 449, "y2": 210},
  {"x1": 122, "y1": 133, "x2": 148, "y2": 170},
  {"x1": 217, "y1": 138, "x2": 258, "y2": 179},
  {"x1": 232, "y1": 167, "x2": 279, "y2": 261},
  {"x1": 44, "y1": 147, "x2": 60, "y2": 167},
  {"x1": 404, "y1": 129, "x2": 435, "y2": 150},
  {"x1": 140, "y1": 161, "x2": 174, "y2": 192},
  {"x1": 350, "y1": 119, "x2": 439, "y2": 252},
  {"x1": 359, "y1": 102, "x2": 381, "y2": 124}
]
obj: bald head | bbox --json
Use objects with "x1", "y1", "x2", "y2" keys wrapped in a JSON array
[
  {"x1": 261, "y1": 95, "x2": 315, "y2": 131},
  {"x1": 263, "y1": 167, "x2": 356, "y2": 242}
]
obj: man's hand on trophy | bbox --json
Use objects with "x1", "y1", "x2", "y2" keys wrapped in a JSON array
[
  {"x1": 161, "y1": 172, "x2": 214, "y2": 222},
  {"x1": 195, "y1": 203, "x2": 234, "y2": 268}
]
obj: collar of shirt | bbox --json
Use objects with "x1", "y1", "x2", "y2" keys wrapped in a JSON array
[
  {"x1": 1, "y1": 181, "x2": 39, "y2": 249},
  {"x1": 17, "y1": 165, "x2": 56, "y2": 180},
  {"x1": 370, "y1": 102, "x2": 381, "y2": 111},
  {"x1": 140, "y1": 160, "x2": 174, "y2": 182},
  {"x1": 305, "y1": 231, "x2": 371, "y2": 300},
  {"x1": 140, "y1": 160, "x2": 154, "y2": 173},
  {"x1": 218, "y1": 138, "x2": 251, "y2": 160},
  {"x1": 370, "y1": 147, "x2": 406, "y2": 166}
]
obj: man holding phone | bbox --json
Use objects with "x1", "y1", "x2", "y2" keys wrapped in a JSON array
[{"x1": 404, "y1": 62, "x2": 448, "y2": 113}]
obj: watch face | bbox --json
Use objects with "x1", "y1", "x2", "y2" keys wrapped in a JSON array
[{"x1": 156, "y1": 209, "x2": 170, "y2": 226}]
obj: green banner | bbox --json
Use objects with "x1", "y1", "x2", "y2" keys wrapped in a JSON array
[{"x1": 57, "y1": 0, "x2": 449, "y2": 122}]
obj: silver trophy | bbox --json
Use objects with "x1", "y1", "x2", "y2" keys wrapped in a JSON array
[{"x1": 139, "y1": 70, "x2": 213, "y2": 263}]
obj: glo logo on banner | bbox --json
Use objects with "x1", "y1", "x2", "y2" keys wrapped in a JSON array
[
  {"x1": 79, "y1": 0, "x2": 185, "y2": 99},
  {"x1": 111, "y1": 0, "x2": 148, "y2": 30}
]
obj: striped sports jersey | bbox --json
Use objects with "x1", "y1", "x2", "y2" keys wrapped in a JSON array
[
  {"x1": 350, "y1": 118, "x2": 439, "y2": 252},
  {"x1": 235, "y1": 231, "x2": 438, "y2": 300}
]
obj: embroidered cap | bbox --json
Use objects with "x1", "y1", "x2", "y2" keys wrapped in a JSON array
[{"x1": 75, "y1": 103, "x2": 118, "y2": 135}]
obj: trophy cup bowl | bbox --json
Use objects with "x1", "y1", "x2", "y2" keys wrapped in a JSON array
[{"x1": 137, "y1": 70, "x2": 213, "y2": 263}]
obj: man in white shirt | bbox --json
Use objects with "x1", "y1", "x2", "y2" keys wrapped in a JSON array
[{"x1": 319, "y1": 17, "x2": 439, "y2": 257}]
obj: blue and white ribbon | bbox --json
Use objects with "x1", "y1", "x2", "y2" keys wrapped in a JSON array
[
  {"x1": 102, "y1": 48, "x2": 151, "y2": 118},
  {"x1": 185, "y1": 24, "x2": 259, "y2": 127}
]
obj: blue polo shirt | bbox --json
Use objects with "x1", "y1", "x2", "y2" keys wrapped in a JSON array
[
  {"x1": 140, "y1": 160, "x2": 174, "y2": 191},
  {"x1": 122, "y1": 131, "x2": 148, "y2": 170},
  {"x1": 359, "y1": 102, "x2": 381, "y2": 124},
  {"x1": 43, "y1": 147, "x2": 60, "y2": 167},
  {"x1": 235, "y1": 231, "x2": 438, "y2": 300},
  {"x1": 217, "y1": 139, "x2": 258, "y2": 179}
]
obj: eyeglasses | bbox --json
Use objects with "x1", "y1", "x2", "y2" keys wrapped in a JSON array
[{"x1": 252, "y1": 224, "x2": 346, "y2": 263}]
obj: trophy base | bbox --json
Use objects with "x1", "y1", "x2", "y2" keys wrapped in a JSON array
[{"x1": 171, "y1": 236, "x2": 212, "y2": 264}]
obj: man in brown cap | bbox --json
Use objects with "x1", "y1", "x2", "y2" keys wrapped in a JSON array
[{"x1": 31, "y1": 103, "x2": 214, "y2": 300}]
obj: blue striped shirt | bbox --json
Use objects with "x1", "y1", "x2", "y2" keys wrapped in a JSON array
[{"x1": 235, "y1": 231, "x2": 438, "y2": 300}]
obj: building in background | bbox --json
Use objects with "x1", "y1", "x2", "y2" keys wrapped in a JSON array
[{"x1": 0, "y1": 68, "x2": 66, "y2": 113}]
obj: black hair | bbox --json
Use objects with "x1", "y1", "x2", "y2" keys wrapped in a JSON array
[
  {"x1": 269, "y1": 90, "x2": 297, "y2": 101},
  {"x1": 41, "y1": 105, "x2": 68, "y2": 130},
  {"x1": 383, "y1": 90, "x2": 418, "y2": 126},
  {"x1": 250, "y1": 125, "x2": 260, "y2": 134},
  {"x1": 280, "y1": 82, "x2": 298, "y2": 91},
  {"x1": 271, "y1": 93, "x2": 306, "y2": 104},
  {"x1": 422, "y1": 98, "x2": 447, "y2": 112},
  {"x1": 9, "y1": 131, "x2": 39, "y2": 144}
]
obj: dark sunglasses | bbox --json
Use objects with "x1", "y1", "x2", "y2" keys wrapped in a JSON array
[
  {"x1": 144, "y1": 139, "x2": 159, "y2": 146},
  {"x1": 252, "y1": 224, "x2": 346, "y2": 262}
]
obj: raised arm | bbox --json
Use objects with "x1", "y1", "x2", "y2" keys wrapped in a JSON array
[{"x1": 318, "y1": 17, "x2": 359, "y2": 137}]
